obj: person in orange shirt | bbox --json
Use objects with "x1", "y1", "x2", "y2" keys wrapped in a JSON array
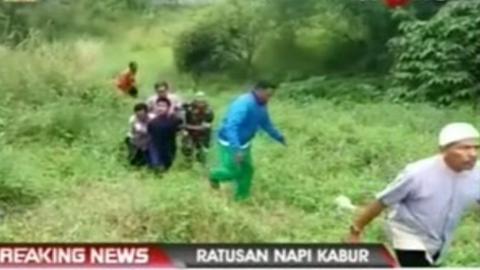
[{"x1": 116, "y1": 61, "x2": 138, "y2": 98}]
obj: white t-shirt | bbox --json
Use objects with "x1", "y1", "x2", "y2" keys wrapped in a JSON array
[{"x1": 126, "y1": 114, "x2": 155, "y2": 150}]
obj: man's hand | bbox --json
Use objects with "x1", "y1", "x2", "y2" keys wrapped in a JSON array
[
  {"x1": 346, "y1": 200, "x2": 385, "y2": 243},
  {"x1": 278, "y1": 135, "x2": 287, "y2": 146},
  {"x1": 346, "y1": 225, "x2": 362, "y2": 244},
  {"x1": 235, "y1": 151, "x2": 244, "y2": 165},
  {"x1": 346, "y1": 232, "x2": 362, "y2": 244},
  {"x1": 185, "y1": 124, "x2": 201, "y2": 131}
]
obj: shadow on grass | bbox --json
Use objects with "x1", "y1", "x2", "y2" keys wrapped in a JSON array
[{"x1": 0, "y1": 180, "x2": 39, "y2": 214}]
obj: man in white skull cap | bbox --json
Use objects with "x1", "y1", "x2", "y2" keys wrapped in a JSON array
[{"x1": 347, "y1": 122, "x2": 480, "y2": 267}]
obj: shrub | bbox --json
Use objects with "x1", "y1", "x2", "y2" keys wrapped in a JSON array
[
  {"x1": 0, "y1": 149, "x2": 38, "y2": 210},
  {"x1": 174, "y1": 0, "x2": 272, "y2": 83},
  {"x1": 277, "y1": 76, "x2": 387, "y2": 103},
  {"x1": 389, "y1": 1, "x2": 480, "y2": 106},
  {"x1": 0, "y1": 38, "x2": 105, "y2": 107},
  {"x1": 5, "y1": 103, "x2": 93, "y2": 145}
]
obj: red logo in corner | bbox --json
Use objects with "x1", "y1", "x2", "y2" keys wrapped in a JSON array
[{"x1": 384, "y1": 0, "x2": 410, "y2": 9}]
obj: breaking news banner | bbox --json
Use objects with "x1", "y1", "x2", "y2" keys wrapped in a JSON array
[
  {"x1": 0, "y1": 244, "x2": 397, "y2": 268},
  {"x1": 3, "y1": 0, "x2": 38, "y2": 2}
]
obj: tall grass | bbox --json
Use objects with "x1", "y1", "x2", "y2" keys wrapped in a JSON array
[{"x1": 0, "y1": 26, "x2": 478, "y2": 267}]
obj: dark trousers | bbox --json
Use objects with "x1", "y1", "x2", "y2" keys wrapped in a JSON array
[
  {"x1": 128, "y1": 86, "x2": 138, "y2": 98},
  {"x1": 125, "y1": 138, "x2": 148, "y2": 166},
  {"x1": 181, "y1": 130, "x2": 211, "y2": 163},
  {"x1": 149, "y1": 143, "x2": 176, "y2": 170},
  {"x1": 395, "y1": 249, "x2": 439, "y2": 268}
]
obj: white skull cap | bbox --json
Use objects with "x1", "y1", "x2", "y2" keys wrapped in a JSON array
[{"x1": 438, "y1": 122, "x2": 480, "y2": 147}]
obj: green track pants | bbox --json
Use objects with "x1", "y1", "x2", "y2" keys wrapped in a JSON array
[{"x1": 209, "y1": 142, "x2": 254, "y2": 200}]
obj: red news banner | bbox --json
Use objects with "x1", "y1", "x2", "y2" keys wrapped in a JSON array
[
  {"x1": 0, "y1": 244, "x2": 397, "y2": 268},
  {"x1": 0, "y1": 245, "x2": 169, "y2": 268}
]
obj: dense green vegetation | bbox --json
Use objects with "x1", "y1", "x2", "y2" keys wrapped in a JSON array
[
  {"x1": 390, "y1": 1, "x2": 480, "y2": 106},
  {"x1": 0, "y1": 0, "x2": 479, "y2": 266}
]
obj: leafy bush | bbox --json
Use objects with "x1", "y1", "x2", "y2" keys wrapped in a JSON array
[
  {"x1": 5, "y1": 103, "x2": 93, "y2": 145},
  {"x1": 174, "y1": 0, "x2": 271, "y2": 83},
  {"x1": 389, "y1": 1, "x2": 480, "y2": 106},
  {"x1": 174, "y1": 21, "x2": 230, "y2": 84},
  {"x1": 278, "y1": 76, "x2": 387, "y2": 103},
  {"x1": 0, "y1": 149, "x2": 38, "y2": 210},
  {"x1": 0, "y1": 38, "x2": 105, "y2": 107},
  {"x1": 0, "y1": 40, "x2": 109, "y2": 145},
  {"x1": 44, "y1": 104, "x2": 93, "y2": 144},
  {"x1": 0, "y1": 0, "x2": 152, "y2": 44}
]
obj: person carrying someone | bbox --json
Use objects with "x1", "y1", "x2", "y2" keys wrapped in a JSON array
[
  {"x1": 125, "y1": 103, "x2": 151, "y2": 166},
  {"x1": 116, "y1": 61, "x2": 138, "y2": 98},
  {"x1": 147, "y1": 97, "x2": 183, "y2": 171},
  {"x1": 181, "y1": 91, "x2": 214, "y2": 164},
  {"x1": 347, "y1": 122, "x2": 480, "y2": 267},
  {"x1": 209, "y1": 81, "x2": 286, "y2": 200},
  {"x1": 147, "y1": 81, "x2": 183, "y2": 117}
]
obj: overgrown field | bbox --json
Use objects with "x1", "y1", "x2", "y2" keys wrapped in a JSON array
[{"x1": 0, "y1": 11, "x2": 479, "y2": 267}]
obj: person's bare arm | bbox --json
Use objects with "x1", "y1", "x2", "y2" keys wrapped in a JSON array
[
  {"x1": 184, "y1": 124, "x2": 203, "y2": 130},
  {"x1": 347, "y1": 200, "x2": 386, "y2": 243},
  {"x1": 347, "y1": 167, "x2": 415, "y2": 243}
]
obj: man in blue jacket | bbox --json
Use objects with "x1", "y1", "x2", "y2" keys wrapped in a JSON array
[{"x1": 209, "y1": 81, "x2": 286, "y2": 200}]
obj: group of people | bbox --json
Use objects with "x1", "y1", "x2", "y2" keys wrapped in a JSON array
[
  {"x1": 117, "y1": 62, "x2": 480, "y2": 268},
  {"x1": 116, "y1": 61, "x2": 286, "y2": 199},
  {"x1": 118, "y1": 61, "x2": 214, "y2": 170},
  {"x1": 124, "y1": 84, "x2": 214, "y2": 171}
]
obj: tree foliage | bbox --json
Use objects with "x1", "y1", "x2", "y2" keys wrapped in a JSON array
[
  {"x1": 389, "y1": 0, "x2": 480, "y2": 106},
  {"x1": 0, "y1": 0, "x2": 150, "y2": 44},
  {"x1": 173, "y1": 0, "x2": 272, "y2": 83},
  {"x1": 173, "y1": 20, "x2": 230, "y2": 86},
  {"x1": 180, "y1": 0, "x2": 447, "y2": 81}
]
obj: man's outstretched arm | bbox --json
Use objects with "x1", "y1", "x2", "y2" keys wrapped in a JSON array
[
  {"x1": 260, "y1": 109, "x2": 285, "y2": 145},
  {"x1": 348, "y1": 200, "x2": 385, "y2": 242},
  {"x1": 347, "y1": 168, "x2": 415, "y2": 242}
]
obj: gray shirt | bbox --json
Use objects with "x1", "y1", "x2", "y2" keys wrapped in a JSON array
[
  {"x1": 127, "y1": 115, "x2": 153, "y2": 150},
  {"x1": 376, "y1": 155, "x2": 480, "y2": 260}
]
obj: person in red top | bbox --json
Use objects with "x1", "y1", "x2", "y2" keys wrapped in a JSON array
[{"x1": 116, "y1": 61, "x2": 138, "y2": 98}]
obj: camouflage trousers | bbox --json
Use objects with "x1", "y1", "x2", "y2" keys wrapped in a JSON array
[{"x1": 180, "y1": 130, "x2": 211, "y2": 164}]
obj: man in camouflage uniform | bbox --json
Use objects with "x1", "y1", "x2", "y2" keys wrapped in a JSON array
[{"x1": 181, "y1": 92, "x2": 214, "y2": 164}]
